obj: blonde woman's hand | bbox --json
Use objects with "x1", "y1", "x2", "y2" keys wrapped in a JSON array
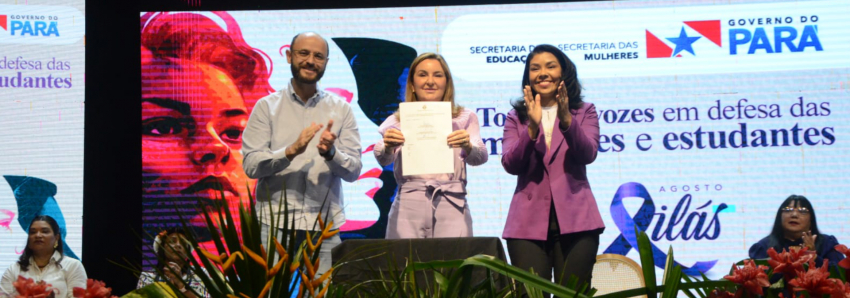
[
  {"x1": 383, "y1": 128, "x2": 405, "y2": 148},
  {"x1": 447, "y1": 129, "x2": 473, "y2": 152}
]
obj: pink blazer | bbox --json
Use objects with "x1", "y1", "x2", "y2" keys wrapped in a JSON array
[{"x1": 501, "y1": 102, "x2": 605, "y2": 240}]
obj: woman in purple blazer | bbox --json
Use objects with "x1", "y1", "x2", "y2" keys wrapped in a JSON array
[
  {"x1": 501, "y1": 44, "x2": 604, "y2": 294},
  {"x1": 375, "y1": 53, "x2": 489, "y2": 239}
]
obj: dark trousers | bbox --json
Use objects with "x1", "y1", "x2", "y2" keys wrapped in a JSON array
[{"x1": 507, "y1": 202, "x2": 600, "y2": 297}]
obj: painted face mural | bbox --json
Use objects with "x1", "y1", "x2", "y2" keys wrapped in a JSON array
[{"x1": 142, "y1": 58, "x2": 253, "y2": 255}]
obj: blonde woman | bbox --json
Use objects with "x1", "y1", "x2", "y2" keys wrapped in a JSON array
[{"x1": 374, "y1": 53, "x2": 488, "y2": 239}]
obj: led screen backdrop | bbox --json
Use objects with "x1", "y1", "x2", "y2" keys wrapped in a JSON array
[
  {"x1": 0, "y1": 0, "x2": 86, "y2": 270},
  {"x1": 141, "y1": 0, "x2": 850, "y2": 280}
]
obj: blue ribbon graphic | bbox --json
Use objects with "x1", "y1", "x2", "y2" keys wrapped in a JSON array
[
  {"x1": 5, "y1": 175, "x2": 79, "y2": 260},
  {"x1": 603, "y1": 182, "x2": 716, "y2": 275}
]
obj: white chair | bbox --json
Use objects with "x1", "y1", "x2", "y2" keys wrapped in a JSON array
[{"x1": 592, "y1": 254, "x2": 647, "y2": 298}]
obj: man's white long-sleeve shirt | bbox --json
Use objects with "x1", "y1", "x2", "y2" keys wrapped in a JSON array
[{"x1": 242, "y1": 82, "x2": 362, "y2": 231}]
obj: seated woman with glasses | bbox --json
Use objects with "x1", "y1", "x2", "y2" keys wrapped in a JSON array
[{"x1": 748, "y1": 195, "x2": 845, "y2": 267}]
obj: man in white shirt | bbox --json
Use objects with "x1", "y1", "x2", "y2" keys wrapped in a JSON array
[{"x1": 242, "y1": 32, "x2": 362, "y2": 276}]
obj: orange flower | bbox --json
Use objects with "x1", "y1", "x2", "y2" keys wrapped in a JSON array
[
  {"x1": 787, "y1": 259, "x2": 842, "y2": 298},
  {"x1": 198, "y1": 248, "x2": 243, "y2": 274},
  {"x1": 258, "y1": 280, "x2": 274, "y2": 298},
  {"x1": 243, "y1": 245, "x2": 268, "y2": 273},
  {"x1": 767, "y1": 247, "x2": 815, "y2": 279},
  {"x1": 13, "y1": 275, "x2": 54, "y2": 298},
  {"x1": 835, "y1": 244, "x2": 850, "y2": 270},
  {"x1": 724, "y1": 259, "x2": 770, "y2": 296},
  {"x1": 220, "y1": 251, "x2": 245, "y2": 275},
  {"x1": 72, "y1": 279, "x2": 118, "y2": 298}
]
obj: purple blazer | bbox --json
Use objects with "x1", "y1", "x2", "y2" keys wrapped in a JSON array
[{"x1": 501, "y1": 102, "x2": 605, "y2": 240}]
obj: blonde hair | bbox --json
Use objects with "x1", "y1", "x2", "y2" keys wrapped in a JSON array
[{"x1": 394, "y1": 53, "x2": 462, "y2": 120}]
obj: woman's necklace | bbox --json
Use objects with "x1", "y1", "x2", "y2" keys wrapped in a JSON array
[
  {"x1": 34, "y1": 254, "x2": 51, "y2": 270},
  {"x1": 542, "y1": 105, "x2": 557, "y2": 126}
]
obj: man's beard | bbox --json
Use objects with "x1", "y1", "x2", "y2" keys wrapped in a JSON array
[{"x1": 291, "y1": 63, "x2": 324, "y2": 84}]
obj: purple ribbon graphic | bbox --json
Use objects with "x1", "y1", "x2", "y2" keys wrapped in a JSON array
[{"x1": 603, "y1": 182, "x2": 717, "y2": 275}]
